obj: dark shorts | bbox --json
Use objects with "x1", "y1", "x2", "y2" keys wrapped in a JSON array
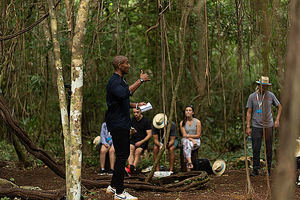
[
  {"x1": 156, "y1": 139, "x2": 179, "y2": 149},
  {"x1": 130, "y1": 139, "x2": 148, "y2": 151}
]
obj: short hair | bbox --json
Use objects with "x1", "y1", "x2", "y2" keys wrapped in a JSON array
[{"x1": 112, "y1": 55, "x2": 128, "y2": 69}]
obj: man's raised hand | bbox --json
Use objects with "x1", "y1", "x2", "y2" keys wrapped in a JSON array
[{"x1": 140, "y1": 70, "x2": 150, "y2": 82}]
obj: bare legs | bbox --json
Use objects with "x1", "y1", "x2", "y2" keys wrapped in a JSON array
[
  {"x1": 100, "y1": 144, "x2": 115, "y2": 170},
  {"x1": 153, "y1": 144, "x2": 175, "y2": 171},
  {"x1": 128, "y1": 144, "x2": 143, "y2": 167}
]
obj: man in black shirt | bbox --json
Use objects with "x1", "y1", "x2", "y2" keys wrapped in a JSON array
[
  {"x1": 152, "y1": 113, "x2": 178, "y2": 172},
  {"x1": 105, "y1": 55, "x2": 149, "y2": 200},
  {"x1": 126, "y1": 108, "x2": 152, "y2": 175}
]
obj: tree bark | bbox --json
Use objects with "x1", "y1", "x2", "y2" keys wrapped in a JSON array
[
  {"x1": 272, "y1": 1, "x2": 300, "y2": 199},
  {"x1": 69, "y1": 0, "x2": 90, "y2": 199},
  {"x1": 47, "y1": 0, "x2": 71, "y2": 196}
]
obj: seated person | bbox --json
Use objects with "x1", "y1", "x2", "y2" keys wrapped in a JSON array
[
  {"x1": 152, "y1": 113, "x2": 178, "y2": 172},
  {"x1": 98, "y1": 122, "x2": 115, "y2": 175},
  {"x1": 125, "y1": 108, "x2": 152, "y2": 175},
  {"x1": 180, "y1": 105, "x2": 201, "y2": 171}
]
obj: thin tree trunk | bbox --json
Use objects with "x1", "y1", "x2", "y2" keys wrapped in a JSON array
[
  {"x1": 146, "y1": 0, "x2": 194, "y2": 183},
  {"x1": 272, "y1": 1, "x2": 300, "y2": 199},
  {"x1": 273, "y1": 0, "x2": 284, "y2": 87},
  {"x1": 47, "y1": 0, "x2": 71, "y2": 196},
  {"x1": 69, "y1": 0, "x2": 90, "y2": 199},
  {"x1": 255, "y1": 0, "x2": 271, "y2": 76},
  {"x1": 235, "y1": 0, "x2": 254, "y2": 196},
  {"x1": 64, "y1": 0, "x2": 74, "y2": 51}
]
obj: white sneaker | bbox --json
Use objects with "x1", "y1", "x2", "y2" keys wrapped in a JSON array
[
  {"x1": 114, "y1": 190, "x2": 138, "y2": 200},
  {"x1": 106, "y1": 185, "x2": 116, "y2": 195}
]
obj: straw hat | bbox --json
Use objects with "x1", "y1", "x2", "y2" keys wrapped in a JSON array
[
  {"x1": 93, "y1": 136, "x2": 101, "y2": 146},
  {"x1": 256, "y1": 76, "x2": 272, "y2": 85},
  {"x1": 212, "y1": 159, "x2": 226, "y2": 176},
  {"x1": 295, "y1": 139, "x2": 300, "y2": 157},
  {"x1": 152, "y1": 113, "x2": 168, "y2": 129}
]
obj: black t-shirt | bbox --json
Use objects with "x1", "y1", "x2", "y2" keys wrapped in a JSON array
[
  {"x1": 130, "y1": 116, "x2": 151, "y2": 143},
  {"x1": 152, "y1": 122, "x2": 177, "y2": 142}
]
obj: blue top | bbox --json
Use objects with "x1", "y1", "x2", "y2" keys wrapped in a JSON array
[
  {"x1": 106, "y1": 73, "x2": 132, "y2": 131},
  {"x1": 100, "y1": 122, "x2": 113, "y2": 146}
]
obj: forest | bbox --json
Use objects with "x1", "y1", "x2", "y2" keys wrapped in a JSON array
[{"x1": 0, "y1": 0, "x2": 300, "y2": 199}]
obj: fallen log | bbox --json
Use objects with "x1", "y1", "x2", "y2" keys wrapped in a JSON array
[{"x1": 0, "y1": 188, "x2": 65, "y2": 200}]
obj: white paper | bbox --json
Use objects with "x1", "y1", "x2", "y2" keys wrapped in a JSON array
[{"x1": 139, "y1": 102, "x2": 152, "y2": 113}]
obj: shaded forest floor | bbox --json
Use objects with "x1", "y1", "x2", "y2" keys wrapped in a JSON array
[{"x1": 0, "y1": 161, "x2": 300, "y2": 200}]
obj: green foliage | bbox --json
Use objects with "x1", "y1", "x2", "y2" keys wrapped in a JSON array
[{"x1": 0, "y1": 141, "x2": 17, "y2": 161}]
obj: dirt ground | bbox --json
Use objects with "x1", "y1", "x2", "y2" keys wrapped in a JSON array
[{"x1": 0, "y1": 162, "x2": 300, "y2": 200}]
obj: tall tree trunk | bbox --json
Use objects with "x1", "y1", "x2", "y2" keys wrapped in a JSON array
[
  {"x1": 188, "y1": 0, "x2": 205, "y2": 114},
  {"x1": 47, "y1": 0, "x2": 71, "y2": 196},
  {"x1": 272, "y1": 1, "x2": 300, "y2": 199},
  {"x1": 273, "y1": 0, "x2": 284, "y2": 87},
  {"x1": 69, "y1": 0, "x2": 90, "y2": 199}
]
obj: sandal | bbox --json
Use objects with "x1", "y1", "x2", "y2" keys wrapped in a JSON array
[{"x1": 186, "y1": 162, "x2": 194, "y2": 169}]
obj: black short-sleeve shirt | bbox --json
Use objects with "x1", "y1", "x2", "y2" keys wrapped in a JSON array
[{"x1": 130, "y1": 116, "x2": 151, "y2": 143}]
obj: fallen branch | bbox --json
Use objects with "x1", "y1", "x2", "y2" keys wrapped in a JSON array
[{"x1": 0, "y1": 187, "x2": 65, "y2": 200}]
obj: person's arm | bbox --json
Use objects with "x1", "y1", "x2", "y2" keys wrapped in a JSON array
[
  {"x1": 110, "y1": 81, "x2": 131, "y2": 100},
  {"x1": 179, "y1": 121, "x2": 187, "y2": 138},
  {"x1": 130, "y1": 102, "x2": 146, "y2": 108},
  {"x1": 135, "y1": 129, "x2": 152, "y2": 147},
  {"x1": 246, "y1": 108, "x2": 252, "y2": 136},
  {"x1": 168, "y1": 136, "x2": 176, "y2": 148},
  {"x1": 153, "y1": 134, "x2": 161, "y2": 147},
  {"x1": 129, "y1": 70, "x2": 150, "y2": 94},
  {"x1": 274, "y1": 104, "x2": 282, "y2": 128},
  {"x1": 143, "y1": 129, "x2": 152, "y2": 143}
]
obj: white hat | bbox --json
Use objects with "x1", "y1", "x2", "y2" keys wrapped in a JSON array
[
  {"x1": 93, "y1": 136, "x2": 101, "y2": 146},
  {"x1": 152, "y1": 113, "x2": 168, "y2": 129},
  {"x1": 295, "y1": 139, "x2": 300, "y2": 157},
  {"x1": 256, "y1": 76, "x2": 272, "y2": 85},
  {"x1": 212, "y1": 159, "x2": 226, "y2": 176}
]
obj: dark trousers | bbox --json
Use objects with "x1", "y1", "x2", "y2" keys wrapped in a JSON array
[
  {"x1": 252, "y1": 127, "x2": 273, "y2": 171},
  {"x1": 110, "y1": 128, "x2": 130, "y2": 194}
]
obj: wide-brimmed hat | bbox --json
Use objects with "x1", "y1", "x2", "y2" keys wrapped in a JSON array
[
  {"x1": 256, "y1": 76, "x2": 272, "y2": 86},
  {"x1": 93, "y1": 136, "x2": 101, "y2": 146},
  {"x1": 153, "y1": 113, "x2": 168, "y2": 129},
  {"x1": 212, "y1": 159, "x2": 226, "y2": 176},
  {"x1": 296, "y1": 139, "x2": 300, "y2": 157}
]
